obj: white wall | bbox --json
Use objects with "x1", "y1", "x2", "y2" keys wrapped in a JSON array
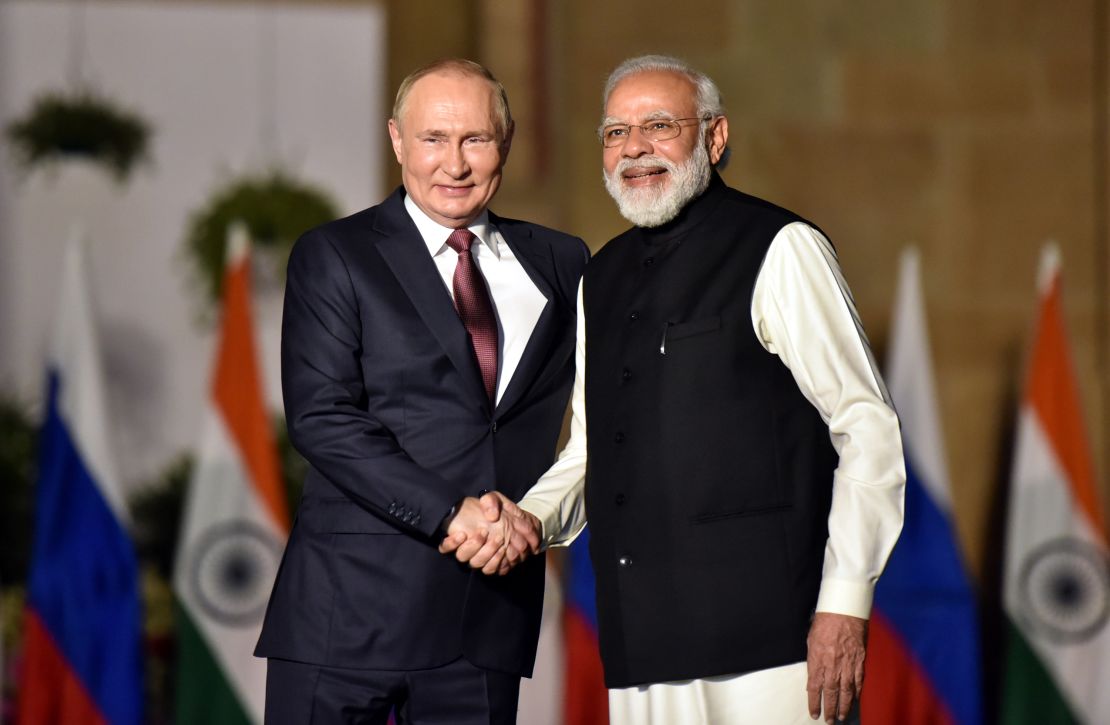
[{"x1": 0, "y1": 0, "x2": 386, "y2": 490}]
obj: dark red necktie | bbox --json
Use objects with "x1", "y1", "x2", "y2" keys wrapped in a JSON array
[{"x1": 446, "y1": 228, "x2": 499, "y2": 403}]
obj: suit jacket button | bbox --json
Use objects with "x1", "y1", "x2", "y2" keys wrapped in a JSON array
[
  {"x1": 491, "y1": 421, "x2": 498, "y2": 433},
  {"x1": 618, "y1": 556, "x2": 632, "y2": 567},
  {"x1": 628, "y1": 311, "x2": 640, "y2": 321},
  {"x1": 614, "y1": 432, "x2": 625, "y2": 444},
  {"x1": 615, "y1": 493, "x2": 626, "y2": 505},
  {"x1": 621, "y1": 368, "x2": 632, "y2": 382}
]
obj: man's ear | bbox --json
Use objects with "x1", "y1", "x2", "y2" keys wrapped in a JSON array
[
  {"x1": 499, "y1": 121, "x2": 515, "y2": 165},
  {"x1": 387, "y1": 119, "x2": 404, "y2": 164},
  {"x1": 707, "y1": 115, "x2": 729, "y2": 166}
]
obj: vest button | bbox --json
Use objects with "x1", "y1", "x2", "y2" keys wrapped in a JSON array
[
  {"x1": 615, "y1": 493, "x2": 626, "y2": 505},
  {"x1": 644, "y1": 256, "x2": 655, "y2": 267},
  {"x1": 621, "y1": 368, "x2": 632, "y2": 381},
  {"x1": 613, "y1": 431, "x2": 625, "y2": 444},
  {"x1": 618, "y1": 556, "x2": 632, "y2": 567},
  {"x1": 628, "y1": 311, "x2": 640, "y2": 321}
]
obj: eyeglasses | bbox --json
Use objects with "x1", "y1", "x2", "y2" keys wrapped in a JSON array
[{"x1": 599, "y1": 116, "x2": 709, "y2": 147}]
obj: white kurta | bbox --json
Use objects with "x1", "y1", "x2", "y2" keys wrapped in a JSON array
[{"x1": 517, "y1": 221, "x2": 905, "y2": 723}]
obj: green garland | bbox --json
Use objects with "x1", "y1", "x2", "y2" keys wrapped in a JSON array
[
  {"x1": 5, "y1": 90, "x2": 151, "y2": 182},
  {"x1": 183, "y1": 171, "x2": 339, "y2": 306},
  {"x1": 0, "y1": 395, "x2": 36, "y2": 586}
]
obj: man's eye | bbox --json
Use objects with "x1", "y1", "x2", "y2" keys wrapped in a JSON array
[
  {"x1": 605, "y1": 127, "x2": 628, "y2": 139},
  {"x1": 648, "y1": 122, "x2": 672, "y2": 132}
]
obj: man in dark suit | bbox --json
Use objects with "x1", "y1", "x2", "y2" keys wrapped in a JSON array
[{"x1": 255, "y1": 58, "x2": 588, "y2": 724}]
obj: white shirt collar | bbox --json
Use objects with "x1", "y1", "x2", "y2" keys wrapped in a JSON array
[{"x1": 403, "y1": 194, "x2": 500, "y2": 260}]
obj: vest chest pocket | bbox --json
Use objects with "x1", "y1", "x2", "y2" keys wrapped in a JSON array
[{"x1": 661, "y1": 315, "x2": 721, "y2": 354}]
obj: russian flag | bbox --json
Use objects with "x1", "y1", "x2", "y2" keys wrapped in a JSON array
[
  {"x1": 562, "y1": 529, "x2": 609, "y2": 725},
  {"x1": 17, "y1": 236, "x2": 144, "y2": 725},
  {"x1": 861, "y1": 248, "x2": 981, "y2": 725}
]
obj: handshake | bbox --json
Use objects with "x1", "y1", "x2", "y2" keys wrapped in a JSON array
[{"x1": 439, "y1": 492, "x2": 543, "y2": 576}]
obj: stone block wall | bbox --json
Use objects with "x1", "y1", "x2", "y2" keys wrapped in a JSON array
[{"x1": 383, "y1": 0, "x2": 1109, "y2": 575}]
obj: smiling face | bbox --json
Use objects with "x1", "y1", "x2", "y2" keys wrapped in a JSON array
[
  {"x1": 388, "y1": 70, "x2": 512, "y2": 228},
  {"x1": 601, "y1": 69, "x2": 727, "y2": 227}
]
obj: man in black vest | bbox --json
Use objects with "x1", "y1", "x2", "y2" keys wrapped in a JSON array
[{"x1": 444, "y1": 55, "x2": 905, "y2": 724}]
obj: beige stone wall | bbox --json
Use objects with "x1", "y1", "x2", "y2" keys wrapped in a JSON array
[{"x1": 384, "y1": 0, "x2": 1110, "y2": 576}]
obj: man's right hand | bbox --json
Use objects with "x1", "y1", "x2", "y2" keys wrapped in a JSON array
[{"x1": 439, "y1": 491, "x2": 541, "y2": 575}]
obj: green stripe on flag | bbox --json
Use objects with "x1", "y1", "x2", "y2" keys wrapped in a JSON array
[
  {"x1": 1001, "y1": 620, "x2": 1079, "y2": 725},
  {"x1": 175, "y1": 603, "x2": 253, "y2": 725}
]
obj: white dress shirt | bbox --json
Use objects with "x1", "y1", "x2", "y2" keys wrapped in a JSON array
[
  {"x1": 404, "y1": 195, "x2": 547, "y2": 404},
  {"x1": 518, "y1": 221, "x2": 906, "y2": 620}
]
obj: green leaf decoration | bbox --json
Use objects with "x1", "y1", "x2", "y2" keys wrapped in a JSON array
[
  {"x1": 0, "y1": 395, "x2": 37, "y2": 586},
  {"x1": 5, "y1": 90, "x2": 151, "y2": 182},
  {"x1": 183, "y1": 171, "x2": 340, "y2": 306}
]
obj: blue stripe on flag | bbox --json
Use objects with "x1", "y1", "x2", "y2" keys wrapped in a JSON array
[
  {"x1": 27, "y1": 373, "x2": 143, "y2": 725},
  {"x1": 567, "y1": 527, "x2": 599, "y2": 631},
  {"x1": 874, "y1": 454, "x2": 981, "y2": 725}
]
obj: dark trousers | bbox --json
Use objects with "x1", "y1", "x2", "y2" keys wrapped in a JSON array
[{"x1": 264, "y1": 657, "x2": 521, "y2": 725}]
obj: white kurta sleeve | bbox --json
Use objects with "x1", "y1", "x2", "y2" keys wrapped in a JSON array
[
  {"x1": 751, "y1": 222, "x2": 905, "y2": 619},
  {"x1": 517, "y1": 281, "x2": 589, "y2": 548}
]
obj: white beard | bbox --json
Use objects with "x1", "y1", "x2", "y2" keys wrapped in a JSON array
[{"x1": 603, "y1": 142, "x2": 712, "y2": 228}]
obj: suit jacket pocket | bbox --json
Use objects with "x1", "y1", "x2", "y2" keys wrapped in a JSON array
[
  {"x1": 667, "y1": 314, "x2": 721, "y2": 341},
  {"x1": 307, "y1": 497, "x2": 404, "y2": 534}
]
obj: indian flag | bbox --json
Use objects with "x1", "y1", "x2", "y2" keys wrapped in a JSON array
[
  {"x1": 1001, "y1": 244, "x2": 1110, "y2": 724},
  {"x1": 173, "y1": 224, "x2": 290, "y2": 724}
]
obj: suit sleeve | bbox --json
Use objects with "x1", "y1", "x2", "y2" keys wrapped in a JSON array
[{"x1": 281, "y1": 230, "x2": 462, "y2": 539}]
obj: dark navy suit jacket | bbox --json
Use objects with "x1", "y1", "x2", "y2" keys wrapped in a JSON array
[{"x1": 255, "y1": 187, "x2": 588, "y2": 676}]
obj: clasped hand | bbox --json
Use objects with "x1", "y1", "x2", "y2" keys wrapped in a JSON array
[{"x1": 438, "y1": 492, "x2": 542, "y2": 576}]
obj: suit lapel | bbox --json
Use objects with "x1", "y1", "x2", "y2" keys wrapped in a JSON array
[
  {"x1": 374, "y1": 192, "x2": 491, "y2": 410},
  {"x1": 495, "y1": 218, "x2": 567, "y2": 416}
]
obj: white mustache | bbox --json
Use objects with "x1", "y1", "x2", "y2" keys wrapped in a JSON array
[{"x1": 613, "y1": 156, "x2": 677, "y2": 178}]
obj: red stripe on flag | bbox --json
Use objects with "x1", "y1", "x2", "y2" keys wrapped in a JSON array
[
  {"x1": 861, "y1": 611, "x2": 956, "y2": 725},
  {"x1": 563, "y1": 607, "x2": 608, "y2": 725},
  {"x1": 16, "y1": 609, "x2": 107, "y2": 725}
]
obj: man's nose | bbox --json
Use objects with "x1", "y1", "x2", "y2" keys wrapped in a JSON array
[
  {"x1": 443, "y1": 144, "x2": 470, "y2": 176},
  {"x1": 620, "y1": 126, "x2": 654, "y2": 157}
]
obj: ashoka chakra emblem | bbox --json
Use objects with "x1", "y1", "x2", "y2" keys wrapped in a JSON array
[
  {"x1": 1018, "y1": 538, "x2": 1110, "y2": 643},
  {"x1": 190, "y1": 521, "x2": 283, "y2": 627}
]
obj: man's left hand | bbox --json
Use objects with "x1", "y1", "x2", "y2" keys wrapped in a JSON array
[
  {"x1": 439, "y1": 492, "x2": 541, "y2": 575},
  {"x1": 805, "y1": 612, "x2": 867, "y2": 723}
]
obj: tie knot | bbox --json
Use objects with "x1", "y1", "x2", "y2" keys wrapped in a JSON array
[{"x1": 446, "y1": 228, "x2": 476, "y2": 254}]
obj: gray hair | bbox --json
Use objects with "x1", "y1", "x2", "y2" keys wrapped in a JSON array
[
  {"x1": 602, "y1": 55, "x2": 725, "y2": 121},
  {"x1": 393, "y1": 58, "x2": 513, "y2": 141},
  {"x1": 601, "y1": 54, "x2": 729, "y2": 168}
]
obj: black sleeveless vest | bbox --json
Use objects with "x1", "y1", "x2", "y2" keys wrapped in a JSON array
[{"x1": 582, "y1": 174, "x2": 839, "y2": 687}]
